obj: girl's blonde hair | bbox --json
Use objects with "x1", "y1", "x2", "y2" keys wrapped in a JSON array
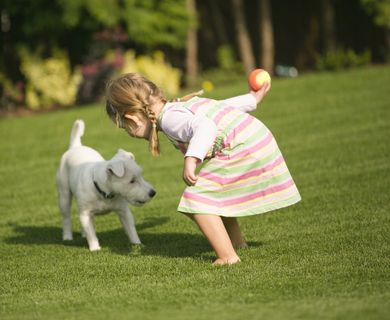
[
  {"x1": 106, "y1": 73, "x2": 203, "y2": 157},
  {"x1": 106, "y1": 73, "x2": 164, "y2": 156}
]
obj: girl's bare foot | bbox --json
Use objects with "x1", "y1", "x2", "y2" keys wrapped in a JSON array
[
  {"x1": 192, "y1": 214, "x2": 240, "y2": 265},
  {"x1": 212, "y1": 256, "x2": 241, "y2": 266}
]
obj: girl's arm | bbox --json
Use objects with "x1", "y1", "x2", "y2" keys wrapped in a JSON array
[
  {"x1": 184, "y1": 114, "x2": 217, "y2": 161},
  {"x1": 161, "y1": 109, "x2": 217, "y2": 186},
  {"x1": 222, "y1": 93, "x2": 257, "y2": 112},
  {"x1": 183, "y1": 156, "x2": 200, "y2": 186},
  {"x1": 222, "y1": 82, "x2": 271, "y2": 112}
]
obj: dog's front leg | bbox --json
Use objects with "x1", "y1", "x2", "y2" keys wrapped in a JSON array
[
  {"x1": 79, "y1": 212, "x2": 101, "y2": 251},
  {"x1": 117, "y1": 208, "x2": 141, "y2": 245}
]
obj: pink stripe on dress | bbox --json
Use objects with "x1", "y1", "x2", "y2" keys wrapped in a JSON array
[
  {"x1": 188, "y1": 99, "x2": 210, "y2": 113},
  {"x1": 198, "y1": 155, "x2": 285, "y2": 185},
  {"x1": 223, "y1": 116, "x2": 256, "y2": 146},
  {"x1": 218, "y1": 132, "x2": 274, "y2": 161},
  {"x1": 214, "y1": 107, "x2": 235, "y2": 125},
  {"x1": 232, "y1": 185, "x2": 299, "y2": 211},
  {"x1": 183, "y1": 179, "x2": 295, "y2": 207}
]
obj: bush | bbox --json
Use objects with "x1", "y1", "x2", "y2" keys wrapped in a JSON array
[
  {"x1": 316, "y1": 48, "x2": 372, "y2": 71},
  {"x1": 19, "y1": 48, "x2": 82, "y2": 109},
  {"x1": 217, "y1": 45, "x2": 243, "y2": 73},
  {"x1": 0, "y1": 73, "x2": 24, "y2": 110},
  {"x1": 117, "y1": 50, "x2": 181, "y2": 98}
]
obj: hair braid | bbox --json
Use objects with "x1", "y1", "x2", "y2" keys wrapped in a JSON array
[
  {"x1": 143, "y1": 103, "x2": 160, "y2": 156},
  {"x1": 107, "y1": 73, "x2": 202, "y2": 158}
]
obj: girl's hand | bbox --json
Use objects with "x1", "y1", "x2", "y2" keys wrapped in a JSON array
[
  {"x1": 250, "y1": 81, "x2": 271, "y2": 104},
  {"x1": 183, "y1": 156, "x2": 200, "y2": 186}
]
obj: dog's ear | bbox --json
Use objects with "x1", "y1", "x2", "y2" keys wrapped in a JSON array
[
  {"x1": 127, "y1": 151, "x2": 135, "y2": 160},
  {"x1": 107, "y1": 160, "x2": 125, "y2": 178},
  {"x1": 117, "y1": 149, "x2": 135, "y2": 160}
]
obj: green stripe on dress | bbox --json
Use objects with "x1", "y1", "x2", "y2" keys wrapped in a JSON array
[
  {"x1": 195, "y1": 171, "x2": 292, "y2": 199},
  {"x1": 205, "y1": 148, "x2": 280, "y2": 175},
  {"x1": 178, "y1": 193, "x2": 301, "y2": 216}
]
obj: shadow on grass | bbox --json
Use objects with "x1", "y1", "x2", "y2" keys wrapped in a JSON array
[{"x1": 5, "y1": 216, "x2": 236, "y2": 259}]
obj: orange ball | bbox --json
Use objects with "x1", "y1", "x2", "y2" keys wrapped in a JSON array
[{"x1": 248, "y1": 69, "x2": 271, "y2": 91}]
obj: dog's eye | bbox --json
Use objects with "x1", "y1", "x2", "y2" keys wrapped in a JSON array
[{"x1": 130, "y1": 178, "x2": 136, "y2": 184}]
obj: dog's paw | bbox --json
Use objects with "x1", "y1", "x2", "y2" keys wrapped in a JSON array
[
  {"x1": 89, "y1": 245, "x2": 101, "y2": 252},
  {"x1": 63, "y1": 234, "x2": 73, "y2": 241}
]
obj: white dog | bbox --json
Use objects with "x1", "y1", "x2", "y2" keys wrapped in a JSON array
[{"x1": 56, "y1": 119, "x2": 155, "y2": 251}]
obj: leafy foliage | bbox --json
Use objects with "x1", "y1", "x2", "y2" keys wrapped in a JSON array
[
  {"x1": 0, "y1": 73, "x2": 24, "y2": 107},
  {"x1": 316, "y1": 49, "x2": 371, "y2": 71},
  {"x1": 361, "y1": 0, "x2": 390, "y2": 27},
  {"x1": 59, "y1": 0, "x2": 190, "y2": 48},
  {"x1": 117, "y1": 50, "x2": 182, "y2": 97},
  {"x1": 217, "y1": 45, "x2": 242, "y2": 71},
  {"x1": 19, "y1": 48, "x2": 82, "y2": 109},
  {"x1": 60, "y1": 0, "x2": 122, "y2": 27}
]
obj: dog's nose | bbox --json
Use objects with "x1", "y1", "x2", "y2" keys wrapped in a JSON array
[{"x1": 149, "y1": 189, "x2": 156, "y2": 198}]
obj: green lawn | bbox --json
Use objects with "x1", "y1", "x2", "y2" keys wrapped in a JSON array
[{"x1": 0, "y1": 66, "x2": 389, "y2": 320}]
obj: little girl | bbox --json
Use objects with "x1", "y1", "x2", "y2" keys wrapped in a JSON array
[{"x1": 105, "y1": 73, "x2": 301, "y2": 265}]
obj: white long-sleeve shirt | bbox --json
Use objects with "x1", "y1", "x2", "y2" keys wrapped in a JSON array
[{"x1": 159, "y1": 93, "x2": 257, "y2": 161}]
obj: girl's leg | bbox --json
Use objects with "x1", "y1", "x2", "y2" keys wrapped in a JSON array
[
  {"x1": 189, "y1": 214, "x2": 241, "y2": 265},
  {"x1": 221, "y1": 217, "x2": 248, "y2": 249}
]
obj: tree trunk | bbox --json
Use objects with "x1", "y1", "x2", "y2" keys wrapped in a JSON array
[
  {"x1": 231, "y1": 0, "x2": 255, "y2": 74},
  {"x1": 258, "y1": 0, "x2": 274, "y2": 74},
  {"x1": 386, "y1": 29, "x2": 390, "y2": 62},
  {"x1": 321, "y1": 0, "x2": 336, "y2": 52},
  {"x1": 210, "y1": 1, "x2": 228, "y2": 45},
  {"x1": 186, "y1": 0, "x2": 198, "y2": 87}
]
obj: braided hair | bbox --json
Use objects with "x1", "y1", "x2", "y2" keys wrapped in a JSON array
[
  {"x1": 106, "y1": 73, "x2": 203, "y2": 157},
  {"x1": 106, "y1": 73, "x2": 164, "y2": 156}
]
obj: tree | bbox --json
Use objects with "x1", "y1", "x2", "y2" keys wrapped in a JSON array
[
  {"x1": 2, "y1": 0, "x2": 190, "y2": 68},
  {"x1": 185, "y1": 0, "x2": 198, "y2": 87},
  {"x1": 210, "y1": 1, "x2": 229, "y2": 45},
  {"x1": 1, "y1": 0, "x2": 191, "y2": 109},
  {"x1": 321, "y1": 0, "x2": 337, "y2": 53},
  {"x1": 258, "y1": 0, "x2": 274, "y2": 74},
  {"x1": 361, "y1": 0, "x2": 390, "y2": 60},
  {"x1": 60, "y1": 0, "x2": 190, "y2": 49},
  {"x1": 361, "y1": 0, "x2": 390, "y2": 27},
  {"x1": 231, "y1": 0, "x2": 255, "y2": 74}
]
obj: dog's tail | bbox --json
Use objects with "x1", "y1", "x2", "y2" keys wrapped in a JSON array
[{"x1": 69, "y1": 119, "x2": 85, "y2": 149}]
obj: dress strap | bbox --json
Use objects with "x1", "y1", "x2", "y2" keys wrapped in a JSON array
[{"x1": 157, "y1": 96, "x2": 200, "y2": 127}]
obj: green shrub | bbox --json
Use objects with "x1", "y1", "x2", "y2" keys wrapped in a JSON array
[
  {"x1": 316, "y1": 48, "x2": 371, "y2": 71},
  {"x1": 0, "y1": 72, "x2": 23, "y2": 107},
  {"x1": 19, "y1": 47, "x2": 82, "y2": 109},
  {"x1": 217, "y1": 45, "x2": 243, "y2": 72},
  {"x1": 217, "y1": 45, "x2": 235, "y2": 70},
  {"x1": 117, "y1": 50, "x2": 181, "y2": 98}
]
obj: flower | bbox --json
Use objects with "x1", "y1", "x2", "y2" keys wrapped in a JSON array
[{"x1": 202, "y1": 80, "x2": 214, "y2": 92}]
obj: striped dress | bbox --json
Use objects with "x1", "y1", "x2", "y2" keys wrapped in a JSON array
[{"x1": 159, "y1": 97, "x2": 301, "y2": 217}]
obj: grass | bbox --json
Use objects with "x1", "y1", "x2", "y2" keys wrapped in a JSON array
[{"x1": 0, "y1": 66, "x2": 389, "y2": 320}]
